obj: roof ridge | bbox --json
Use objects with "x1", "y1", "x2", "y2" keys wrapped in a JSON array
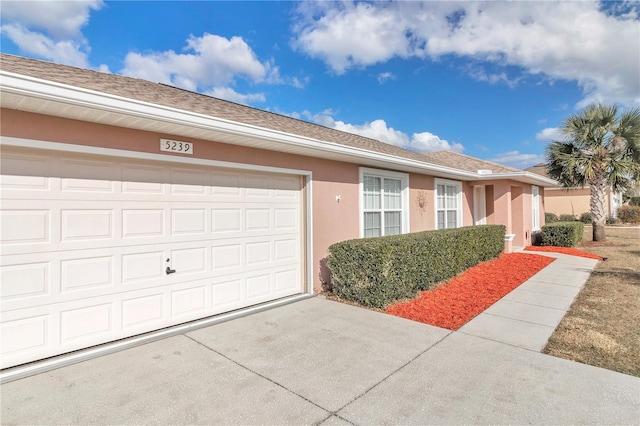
[{"x1": 422, "y1": 150, "x2": 521, "y2": 172}]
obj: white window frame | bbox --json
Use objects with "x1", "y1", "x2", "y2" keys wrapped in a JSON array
[
  {"x1": 435, "y1": 178, "x2": 463, "y2": 229},
  {"x1": 473, "y1": 185, "x2": 486, "y2": 225},
  {"x1": 359, "y1": 167, "x2": 409, "y2": 238},
  {"x1": 532, "y1": 185, "x2": 540, "y2": 231}
]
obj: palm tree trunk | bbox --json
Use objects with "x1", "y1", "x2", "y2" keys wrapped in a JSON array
[{"x1": 590, "y1": 179, "x2": 607, "y2": 241}]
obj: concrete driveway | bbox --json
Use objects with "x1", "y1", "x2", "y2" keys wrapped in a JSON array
[{"x1": 2, "y1": 295, "x2": 638, "y2": 425}]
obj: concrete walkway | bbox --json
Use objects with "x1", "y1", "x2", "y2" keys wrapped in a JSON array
[
  {"x1": 459, "y1": 251, "x2": 599, "y2": 351},
  {"x1": 2, "y1": 253, "x2": 638, "y2": 425}
]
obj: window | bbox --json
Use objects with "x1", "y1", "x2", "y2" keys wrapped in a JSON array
[
  {"x1": 532, "y1": 185, "x2": 540, "y2": 230},
  {"x1": 360, "y1": 168, "x2": 409, "y2": 238},
  {"x1": 435, "y1": 179, "x2": 462, "y2": 229}
]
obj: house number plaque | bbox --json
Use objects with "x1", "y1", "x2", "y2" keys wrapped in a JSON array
[{"x1": 160, "y1": 138, "x2": 193, "y2": 154}]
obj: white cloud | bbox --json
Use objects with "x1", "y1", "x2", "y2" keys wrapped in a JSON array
[
  {"x1": 411, "y1": 131, "x2": 464, "y2": 153},
  {"x1": 292, "y1": 1, "x2": 640, "y2": 106},
  {"x1": 305, "y1": 111, "x2": 463, "y2": 153},
  {"x1": 119, "y1": 33, "x2": 288, "y2": 104},
  {"x1": 0, "y1": 0, "x2": 103, "y2": 67},
  {"x1": 377, "y1": 72, "x2": 395, "y2": 84},
  {"x1": 0, "y1": 24, "x2": 89, "y2": 67},
  {"x1": 536, "y1": 127, "x2": 563, "y2": 142},
  {"x1": 292, "y1": 2, "x2": 413, "y2": 74},
  {"x1": 0, "y1": 0, "x2": 103, "y2": 39},
  {"x1": 122, "y1": 34, "x2": 279, "y2": 90},
  {"x1": 205, "y1": 87, "x2": 266, "y2": 105},
  {"x1": 490, "y1": 151, "x2": 545, "y2": 168}
]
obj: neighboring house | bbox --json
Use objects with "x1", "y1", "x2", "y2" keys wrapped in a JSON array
[
  {"x1": 0, "y1": 53, "x2": 555, "y2": 371},
  {"x1": 525, "y1": 163, "x2": 624, "y2": 219}
]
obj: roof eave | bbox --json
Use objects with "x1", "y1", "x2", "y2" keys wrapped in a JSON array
[{"x1": 0, "y1": 70, "x2": 540, "y2": 184}]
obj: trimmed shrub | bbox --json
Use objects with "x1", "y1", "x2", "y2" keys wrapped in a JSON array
[
  {"x1": 579, "y1": 212, "x2": 591, "y2": 223},
  {"x1": 629, "y1": 196, "x2": 640, "y2": 207},
  {"x1": 541, "y1": 222, "x2": 584, "y2": 247},
  {"x1": 606, "y1": 216, "x2": 619, "y2": 225},
  {"x1": 617, "y1": 205, "x2": 640, "y2": 224},
  {"x1": 326, "y1": 225, "x2": 506, "y2": 309},
  {"x1": 559, "y1": 213, "x2": 577, "y2": 222},
  {"x1": 545, "y1": 212, "x2": 559, "y2": 223}
]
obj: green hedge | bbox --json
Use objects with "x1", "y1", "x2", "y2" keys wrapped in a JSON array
[
  {"x1": 326, "y1": 225, "x2": 506, "y2": 309},
  {"x1": 545, "y1": 212, "x2": 559, "y2": 223},
  {"x1": 541, "y1": 221, "x2": 584, "y2": 247},
  {"x1": 579, "y1": 212, "x2": 591, "y2": 223}
]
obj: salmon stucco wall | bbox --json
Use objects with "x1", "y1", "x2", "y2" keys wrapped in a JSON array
[
  {"x1": 0, "y1": 108, "x2": 362, "y2": 292},
  {"x1": 409, "y1": 173, "x2": 435, "y2": 231},
  {"x1": 462, "y1": 183, "x2": 474, "y2": 226},
  {"x1": 545, "y1": 188, "x2": 591, "y2": 218}
]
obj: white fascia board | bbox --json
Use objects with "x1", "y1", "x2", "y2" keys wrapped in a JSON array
[
  {"x1": 470, "y1": 171, "x2": 558, "y2": 186},
  {"x1": 1, "y1": 71, "x2": 539, "y2": 184}
]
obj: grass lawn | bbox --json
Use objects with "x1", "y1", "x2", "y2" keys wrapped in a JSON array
[{"x1": 543, "y1": 225, "x2": 640, "y2": 377}]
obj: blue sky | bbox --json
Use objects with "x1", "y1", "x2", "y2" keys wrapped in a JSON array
[{"x1": 1, "y1": 1, "x2": 639, "y2": 168}]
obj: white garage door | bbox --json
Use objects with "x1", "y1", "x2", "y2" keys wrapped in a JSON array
[{"x1": 1, "y1": 147, "x2": 305, "y2": 369}]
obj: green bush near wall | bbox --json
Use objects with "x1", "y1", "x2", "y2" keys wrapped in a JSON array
[
  {"x1": 541, "y1": 222, "x2": 584, "y2": 247},
  {"x1": 545, "y1": 212, "x2": 559, "y2": 223},
  {"x1": 326, "y1": 225, "x2": 506, "y2": 309}
]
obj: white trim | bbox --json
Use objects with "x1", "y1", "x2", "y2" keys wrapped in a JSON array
[
  {"x1": 0, "y1": 70, "x2": 557, "y2": 186},
  {"x1": 359, "y1": 167, "x2": 410, "y2": 238},
  {"x1": 435, "y1": 178, "x2": 463, "y2": 229},
  {"x1": 473, "y1": 185, "x2": 487, "y2": 225},
  {"x1": 0, "y1": 136, "x2": 309, "y2": 177},
  {"x1": 0, "y1": 293, "x2": 313, "y2": 384},
  {"x1": 532, "y1": 185, "x2": 541, "y2": 231}
]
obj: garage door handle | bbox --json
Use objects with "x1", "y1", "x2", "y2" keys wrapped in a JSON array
[{"x1": 166, "y1": 267, "x2": 176, "y2": 275}]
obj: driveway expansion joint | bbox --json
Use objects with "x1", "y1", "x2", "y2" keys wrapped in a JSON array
[
  {"x1": 333, "y1": 329, "x2": 455, "y2": 415},
  {"x1": 183, "y1": 334, "x2": 331, "y2": 415}
]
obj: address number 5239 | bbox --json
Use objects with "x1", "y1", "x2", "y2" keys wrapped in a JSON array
[{"x1": 160, "y1": 138, "x2": 193, "y2": 155}]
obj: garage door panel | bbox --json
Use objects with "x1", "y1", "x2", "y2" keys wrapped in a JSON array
[
  {"x1": 1, "y1": 314, "x2": 50, "y2": 356},
  {"x1": 171, "y1": 285, "x2": 208, "y2": 319},
  {"x1": 0, "y1": 262, "x2": 50, "y2": 301},
  {"x1": 0, "y1": 152, "x2": 52, "y2": 191},
  {"x1": 61, "y1": 209, "x2": 114, "y2": 241},
  {"x1": 170, "y1": 247, "x2": 207, "y2": 275},
  {"x1": 61, "y1": 302, "x2": 114, "y2": 342},
  {"x1": 59, "y1": 157, "x2": 117, "y2": 192},
  {"x1": 0, "y1": 209, "x2": 50, "y2": 245},
  {"x1": 275, "y1": 269, "x2": 300, "y2": 294},
  {"x1": 61, "y1": 256, "x2": 114, "y2": 293},
  {"x1": 121, "y1": 294, "x2": 165, "y2": 329},
  {"x1": 122, "y1": 209, "x2": 165, "y2": 238},
  {"x1": 0, "y1": 147, "x2": 305, "y2": 368},
  {"x1": 171, "y1": 209, "x2": 207, "y2": 235},
  {"x1": 121, "y1": 164, "x2": 167, "y2": 194}
]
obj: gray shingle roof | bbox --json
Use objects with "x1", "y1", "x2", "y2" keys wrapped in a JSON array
[
  {"x1": 0, "y1": 53, "x2": 524, "y2": 174},
  {"x1": 524, "y1": 163, "x2": 550, "y2": 178},
  {"x1": 421, "y1": 151, "x2": 520, "y2": 174}
]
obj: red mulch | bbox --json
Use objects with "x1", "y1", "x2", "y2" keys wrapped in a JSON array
[
  {"x1": 386, "y1": 253, "x2": 555, "y2": 330},
  {"x1": 524, "y1": 246, "x2": 603, "y2": 260}
]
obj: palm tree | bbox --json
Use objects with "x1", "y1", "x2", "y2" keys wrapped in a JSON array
[{"x1": 545, "y1": 103, "x2": 640, "y2": 241}]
